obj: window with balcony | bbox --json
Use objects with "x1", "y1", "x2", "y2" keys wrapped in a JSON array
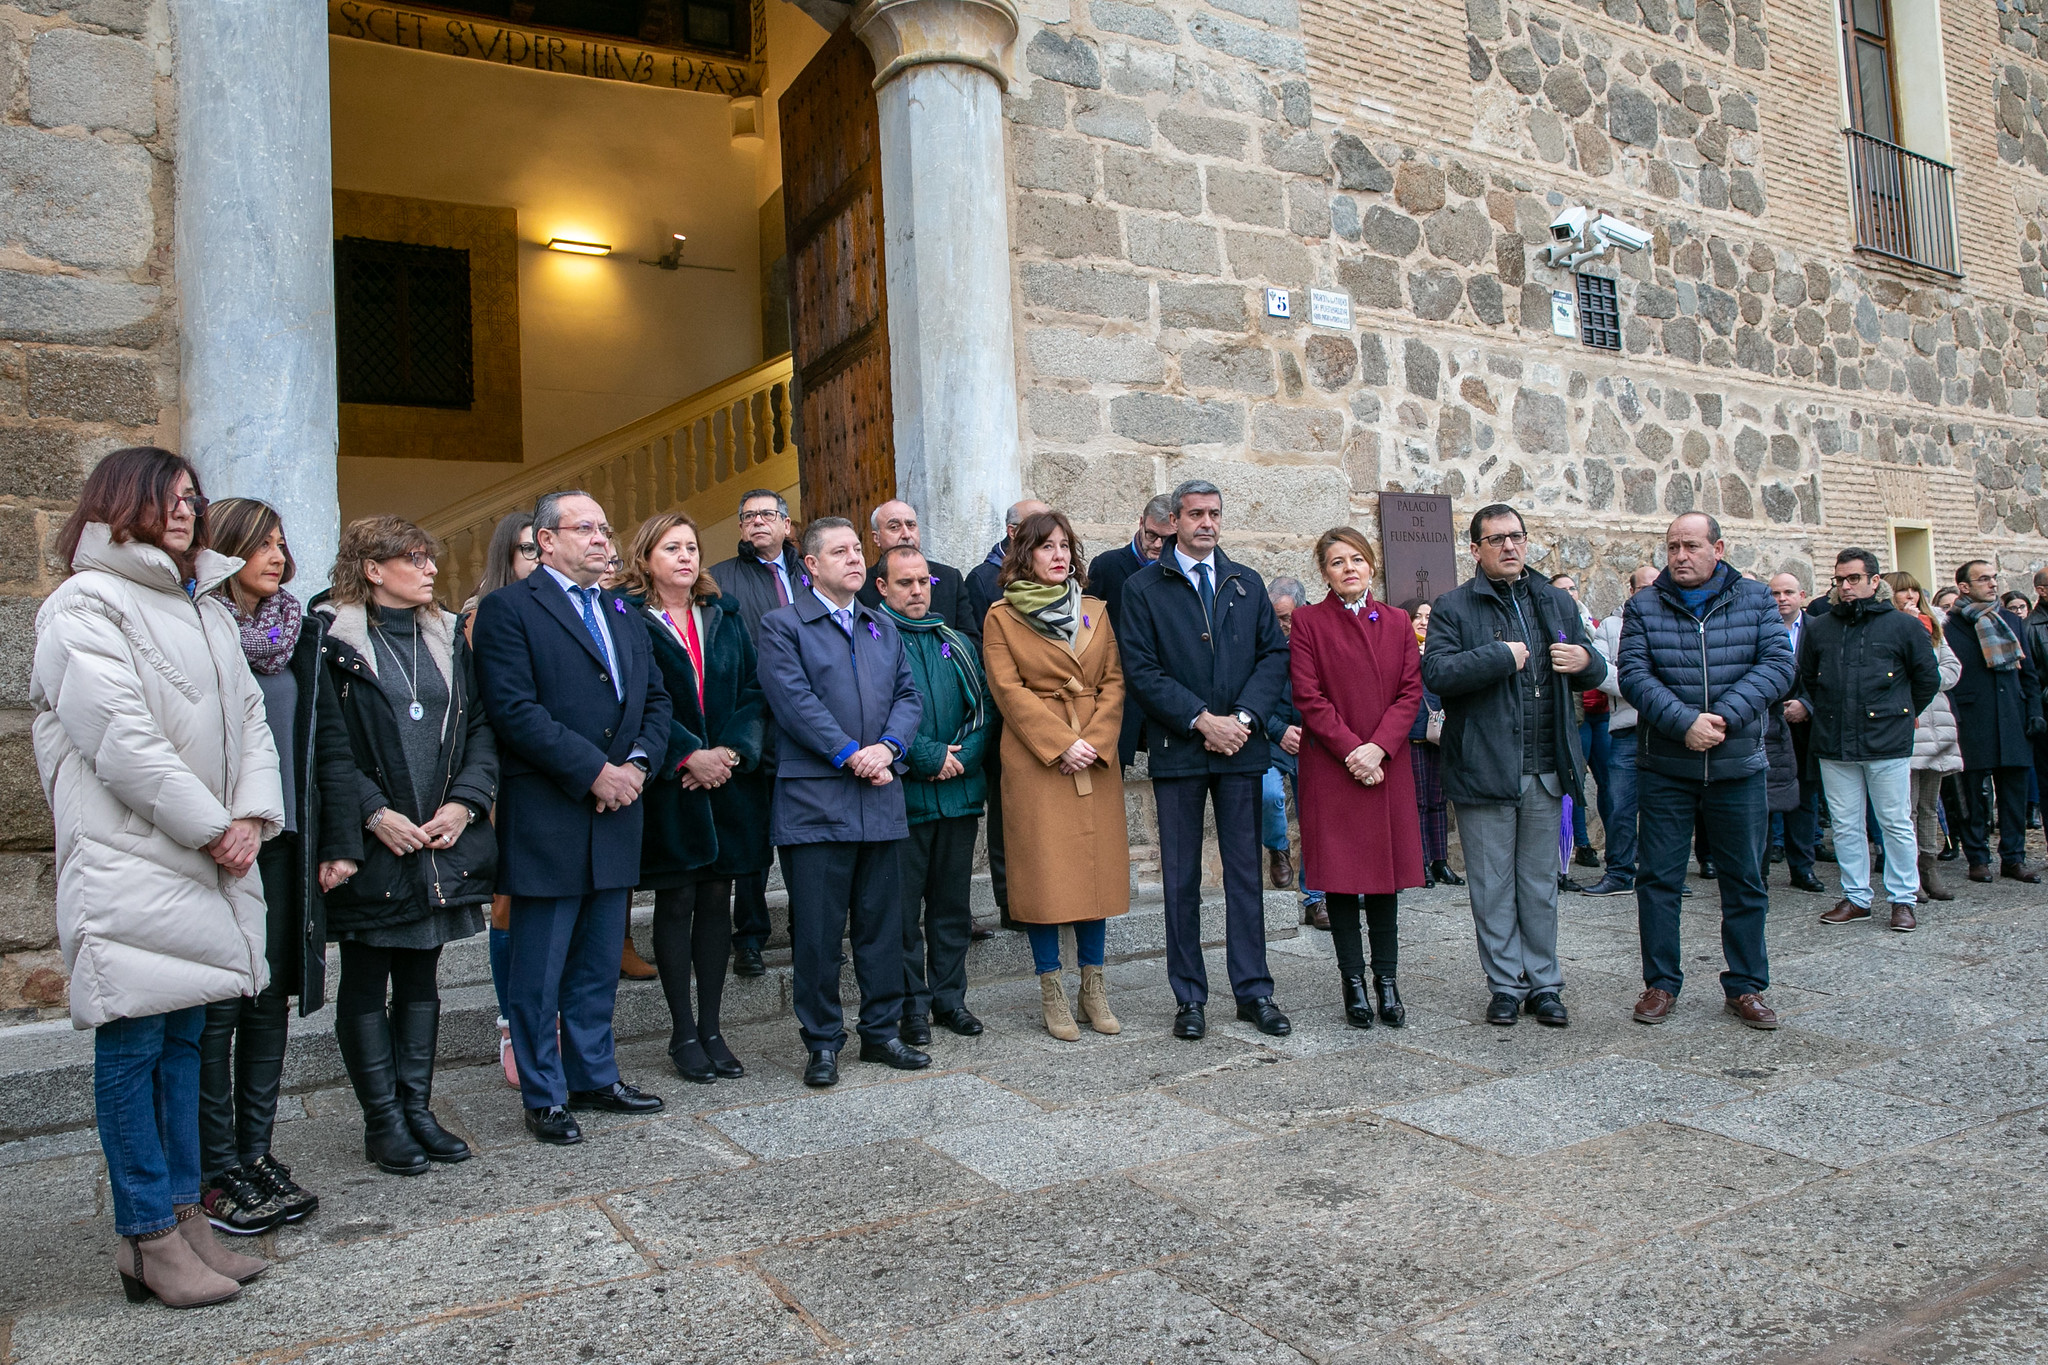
[{"x1": 1839, "y1": 0, "x2": 1959, "y2": 276}]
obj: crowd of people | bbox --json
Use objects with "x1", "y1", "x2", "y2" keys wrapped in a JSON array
[{"x1": 30, "y1": 446, "x2": 2047, "y2": 1310}]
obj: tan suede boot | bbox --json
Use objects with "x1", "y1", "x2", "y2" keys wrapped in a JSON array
[
  {"x1": 117, "y1": 1225, "x2": 240, "y2": 1307},
  {"x1": 1039, "y1": 972, "x2": 1080, "y2": 1041},
  {"x1": 1076, "y1": 965, "x2": 1121, "y2": 1035},
  {"x1": 1917, "y1": 853, "x2": 1954, "y2": 902},
  {"x1": 176, "y1": 1204, "x2": 267, "y2": 1284}
]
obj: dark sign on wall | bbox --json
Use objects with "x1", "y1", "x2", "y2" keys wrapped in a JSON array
[{"x1": 1380, "y1": 493, "x2": 1457, "y2": 611}]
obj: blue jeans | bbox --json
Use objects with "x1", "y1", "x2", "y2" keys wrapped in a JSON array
[
  {"x1": 1028, "y1": 920, "x2": 1106, "y2": 974},
  {"x1": 1261, "y1": 767, "x2": 1289, "y2": 852},
  {"x1": 95, "y1": 1006, "x2": 205, "y2": 1237},
  {"x1": 1603, "y1": 728, "x2": 1639, "y2": 881},
  {"x1": 1635, "y1": 767, "x2": 1770, "y2": 998},
  {"x1": 1819, "y1": 757, "x2": 1918, "y2": 907},
  {"x1": 1577, "y1": 714, "x2": 1611, "y2": 847}
]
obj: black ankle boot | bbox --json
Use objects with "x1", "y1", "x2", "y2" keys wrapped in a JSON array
[
  {"x1": 335, "y1": 1012, "x2": 430, "y2": 1176},
  {"x1": 1428, "y1": 860, "x2": 1464, "y2": 887},
  {"x1": 390, "y1": 1002, "x2": 471, "y2": 1163},
  {"x1": 1374, "y1": 975, "x2": 1406, "y2": 1027},
  {"x1": 671, "y1": 1037, "x2": 716, "y2": 1084},
  {"x1": 1341, "y1": 973, "x2": 1374, "y2": 1029}
]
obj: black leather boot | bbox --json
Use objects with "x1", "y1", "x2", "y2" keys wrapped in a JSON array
[
  {"x1": 1373, "y1": 975, "x2": 1406, "y2": 1027},
  {"x1": 1341, "y1": 973, "x2": 1375, "y2": 1029},
  {"x1": 1428, "y1": 860, "x2": 1464, "y2": 887},
  {"x1": 335, "y1": 1011, "x2": 430, "y2": 1176},
  {"x1": 196, "y1": 999, "x2": 242, "y2": 1184},
  {"x1": 234, "y1": 997, "x2": 290, "y2": 1172},
  {"x1": 390, "y1": 1001, "x2": 471, "y2": 1163}
]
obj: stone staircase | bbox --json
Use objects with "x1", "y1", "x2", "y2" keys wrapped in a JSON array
[{"x1": 0, "y1": 878, "x2": 1302, "y2": 1141}]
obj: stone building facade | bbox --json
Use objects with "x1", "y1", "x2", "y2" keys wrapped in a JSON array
[{"x1": 3, "y1": 0, "x2": 2046, "y2": 1012}]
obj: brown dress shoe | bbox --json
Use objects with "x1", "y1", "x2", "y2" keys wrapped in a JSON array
[
  {"x1": 1269, "y1": 849, "x2": 1294, "y2": 890},
  {"x1": 1889, "y1": 902, "x2": 1918, "y2": 933},
  {"x1": 2002, "y1": 862, "x2": 2043, "y2": 884},
  {"x1": 1819, "y1": 899, "x2": 1871, "y2": 925},
  {"x1": 1968, "y1": 863, "x2": 1996, "y2": 883},
  {"x1": 1632, "y1": 987, "x2": 1675, "y2": 1024},
  {"x1": 1725, "y1": 993, "x2": 1778, "y2": 1029},
  {"x1": 1302, "y1": 899, "x2": 1330, "y2": 931},
  {"x1": 620, "y1": 939, "x2": 659, "y2": 980}
]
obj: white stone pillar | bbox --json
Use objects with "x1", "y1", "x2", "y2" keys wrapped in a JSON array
[
  {"x1": 854, "y1": 0, "x2": 1023, "y2": 573},
  {"x1": 174, "y1": 0, "x2": 340, "y2": 588}
]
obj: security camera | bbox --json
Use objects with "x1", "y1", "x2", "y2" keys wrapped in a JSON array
[
  {"x1": 1548, "y1": 206, "x2": 1590, "y2": 243},
  {"x1": 1592, "y1": 215, "x2": 1652, "y2": 252}
]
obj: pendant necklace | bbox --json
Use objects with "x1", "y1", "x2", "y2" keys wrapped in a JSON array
[{"x1": 374, "y1": 616, "x2": 426, "y2": 721}]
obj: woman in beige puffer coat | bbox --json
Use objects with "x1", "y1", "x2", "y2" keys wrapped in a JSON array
[{"x1": 31, "y1": 447, "x2": 284, "y2": 1309}]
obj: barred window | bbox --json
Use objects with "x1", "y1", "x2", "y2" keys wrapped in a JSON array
[
  {"x1": 1576, "y1": 273, "x2": 1621, "y2": 352},
  {"x1": 335, "y1": 237, "x2": 475, "y2": 410}
]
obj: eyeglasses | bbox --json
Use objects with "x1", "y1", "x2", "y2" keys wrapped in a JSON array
[
  {"x1": 1969, "y1": 574, "x2": 2000, "y2": 586},
  {"x1": 1830, "y1": 573, "x2": 1868, "y2": 587},
  {"x1": 170, "y1": 492, "x2": 209, "y2": 518},
  {"x1": 738, "y1": 509, "x2": 784, "y2": 524},
  {"x1": 514, "y1": 541, "x2": 539, "y2": 560},
  {"x1": 1478, "y1": 531, "x2": 1529, "y2": 549},
  {"x1": 383, "y1": 550, "x2": 434, "y2": 571},
  {"x1": 555, "y1": 521, "x2": 614, "y2": 541}
]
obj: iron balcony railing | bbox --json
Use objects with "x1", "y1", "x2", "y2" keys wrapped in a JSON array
[{"x1": 1843, "y1": 128, "x2": 1960, "y2": 277}]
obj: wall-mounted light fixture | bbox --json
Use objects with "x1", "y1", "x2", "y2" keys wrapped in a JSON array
[{"x1": 546, "y1": 238, "x2": 611, "y2": 256}]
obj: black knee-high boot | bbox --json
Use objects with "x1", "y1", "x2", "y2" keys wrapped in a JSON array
[
  {"x1": 335, "y1": 1011, "x2": 430, "y2": 1176},
  {"x1": 390, "y1": 1001, "x2": 471, "y2": 1163}
]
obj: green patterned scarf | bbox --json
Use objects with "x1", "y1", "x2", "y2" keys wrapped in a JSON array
[{"x1": 1004, "y1": 578, "x2": 1080, "y2": 643}]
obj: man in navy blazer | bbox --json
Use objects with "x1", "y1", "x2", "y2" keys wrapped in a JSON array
[
  {"x1": 473, "y1": 490, "x2": 671, "y2": 1144},
  {"x1": 755, "y1": 516, "x2": 929, "y2": 1087}
]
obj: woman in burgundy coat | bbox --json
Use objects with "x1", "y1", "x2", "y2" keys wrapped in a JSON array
[{"x1": 1288, "y1": 527, "x2": 1426, "y2": 1028}]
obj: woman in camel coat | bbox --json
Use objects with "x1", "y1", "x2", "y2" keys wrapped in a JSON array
[{"x1": 981, "y1": 509, "x2": 1130, "y2": 1041}]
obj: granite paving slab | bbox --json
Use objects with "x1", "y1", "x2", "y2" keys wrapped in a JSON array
[
  {"x1": 1380, "y1": 1055, "x2": 1749, "y2": 1156},
  {"x1": 1167, "y1": 1045, "x2": 1488, "y2": 1130},
  {"x1": 608, "y1": 1138, "x2": 1002, "y2": 1266},
  {"x1": 753, "y1": 1174, "x2": 1215, "y2": 1340},
  {"x1": 1834, "y1": 1018, "x2": 2048, "y2": 1114},
  {"x1": 1891, "y1": 1260, "x2": 2048, "y2": 1365},
  {"x1": 1622, "y1": 1011, "x2": 1899, "y2": 1093},
  {"x1": 1677, "y1": 1077, "x2": 1982, "y2": 1167},
  {"x1": 704, "y1": 1071, "x2": 1042, "y2": 1160},
  {"x1": 1397, "y1": 1010, "x2": 1683, "y2": 1076},
  {"x1": 1770, "y1": 941, "x2": 1971, "y2": 995},
  {"x1": 1410, "y1": 1236, "x2": 1886, "y2": 1364},
  {"x1": 1920, "y1": 1111, "x2": 2048, "y2": 1183},
  {"x1": 923, "y1": 1090, "x2": 1258, "y2": 1191},
  {"x1": 972, "y1": 1030, "x2": 1271, "y2": 1106},
  {"x1": 1781, "y1": 983, "x2": 2033, "y2": 1049}
]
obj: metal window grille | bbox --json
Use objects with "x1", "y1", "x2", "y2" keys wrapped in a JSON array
[
  {"x1": 1843, "y1": 129, "x2": 1960, "y2": 277},
  {"x1": 335, "y1": 237, "x2": 475, "y2": 410},
  {"x1": 1576, "y1": 273, "x2": 1621, "y2": 351}
]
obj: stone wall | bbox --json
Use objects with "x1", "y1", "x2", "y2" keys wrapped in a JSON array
[
  {"x1": 1001, "y1": 0, "x2": 2048, "y2": 626},
  {"x1": 0, "y1": 0, "x2": 175, "y2": 1017}
]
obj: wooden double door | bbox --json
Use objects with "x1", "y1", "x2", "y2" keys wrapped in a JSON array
[{"x1": 779, "y1": 23, "x2": 895, "y2": 531}]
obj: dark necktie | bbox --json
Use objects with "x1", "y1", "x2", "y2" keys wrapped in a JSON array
[
  {"x1": 1196, "y1": 562, "x2": 1215, "y2": 620},
  {"x1": 574, "y1": 586, "x2": 609, "y2": 658}
]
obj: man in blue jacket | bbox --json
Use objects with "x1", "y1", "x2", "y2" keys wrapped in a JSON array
[
  {"x1": 474, "y1": 490, "x2": 671, "y2": 1145},
  {"x1": 756, "y1": 517, "x2": 929, "y2": 1088},
  {"x1": 1618, "y1": 513, "x2": 1796, "y2": 1030},
  {"x1": 1120, "y1": 480, "x2": 1293, "y2": 1041}
]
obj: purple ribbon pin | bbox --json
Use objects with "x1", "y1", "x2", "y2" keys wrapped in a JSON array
[
  {"x1": 868, "y1": 622, "x2": 881, "y2": 639},
  {"x1": 941, "y1": 642, "x2": 952, "y2": 659},
  {"x1": 1368, "y1": 609, "x2": 1379, "y2": 623},
  {"x1": 613, "y1": 599, "x2": 627, "y2": 614},
  {"x1": 1083, "y1": 615, "x2": 1092, "y2": 627}
]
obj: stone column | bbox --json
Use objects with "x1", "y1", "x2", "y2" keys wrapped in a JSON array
[
  {"x1": 174, "y1": 0, "x2": 341, "y2": 587},
  {"x1": 854, "y1": 0, "x2": 1023, "y2": 573}
]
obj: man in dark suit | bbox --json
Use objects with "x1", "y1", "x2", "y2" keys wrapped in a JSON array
[
  {"x1": 708, "y1": 488, "x2": 807, "y2": 977},
  {"x1": 756, "y1": 516, "x2": 930, "y2": 1087},
  {"x1": 473, "y1": 490, "x2": 671, "y2": 1145},
  {"x1": 1085, "y1": 494, "x2": 1174, "y2": 767},
  {"x1": 961, "y1": 497, "x2": 1046, "y2": 927},
  {"x1": 1950, "y1": 559, "x2": 2044, "y2": 881},
  {"x1": 1119, "y1": 480, "x2": 1293, "y2": 1042},
  {"x1": 856, "y1": 499, "x2": 978, "y2": 640}
]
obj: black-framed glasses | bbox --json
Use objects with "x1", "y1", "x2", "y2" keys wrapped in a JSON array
[
  {"x1": 1830, "y1": 573, "x2": 1868, "y2": 587},
  {"x1": 738, "y1": 509, "x2": 784, "y2": 525},
  {"x1": 386, "y1": 550, "x2": 434, "y2": 570},
  {"x1": 514, "y1": 541, "x2": 540, "y2": 560},
  {"x1": 1478, "y1": 531, "x2": 1528, "y2": 548}
]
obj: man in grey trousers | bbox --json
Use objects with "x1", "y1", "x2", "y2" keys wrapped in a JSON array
[{"x1": 1421, "y1": 504, "x2": 1607, "y2": 1028}]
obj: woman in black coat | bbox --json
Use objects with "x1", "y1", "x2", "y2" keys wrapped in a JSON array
[
  {"x1": 314, "y1": 516, "x2": 498, "y2": 1178},
  {"x1": 623, "y1": 511, "x2": 766, "y2": 1085},
  {"x1": 195, "y1": 499, "x2": 326, "y2": 1236}
]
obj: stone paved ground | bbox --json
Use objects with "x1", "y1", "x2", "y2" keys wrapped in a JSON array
[{"x1": 5, "y1": 868, "x2": 2047, "y2": 1365}]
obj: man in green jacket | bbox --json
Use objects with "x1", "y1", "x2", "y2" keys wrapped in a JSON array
[{"x1": 877, "y1": 545, "x2": 991, "y2": 1042}]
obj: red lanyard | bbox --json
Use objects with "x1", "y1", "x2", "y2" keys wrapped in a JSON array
[{"x1": 662, "y1": 609, "x2": 705, "y2": 708}]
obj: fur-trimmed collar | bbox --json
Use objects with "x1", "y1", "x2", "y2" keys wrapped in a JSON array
[{"x1": 317, "y1": 601, "x2": 455, "y2": 688}]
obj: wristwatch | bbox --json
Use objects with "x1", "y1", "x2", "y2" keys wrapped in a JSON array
[
  {"x1": 1234, "y1": 709, "x2": 1254, "y2": 729},
  {"x1": 628, "y1": 755, "x2": 650, "y2": 773}
]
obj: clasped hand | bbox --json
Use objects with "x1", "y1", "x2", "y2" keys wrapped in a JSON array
[
  {"x1": 1344, "y1": 742, "x2": 1386, "y2": 786},
  {"x1": 1685, "y1": 713, "x2": 1728, "y2": 751},
  {"x1": 1058, "y1": 739, "x2": 1098, "y2": 774},
  {"x1": 203, "y1": 816, "x2": 264, "y2": 878},
  {"x1": 591, "y1": 762, "x2": 646, "y2": 812},
  {"x1": 680, "y1": 747, "x2": 736, "y2": 790},
  {"x1": 847, "y1": 743, "x2": 896, "y2": 786},
  {"x1": 1193, "y1": 710, "x2": 1249, "y2": 755}
]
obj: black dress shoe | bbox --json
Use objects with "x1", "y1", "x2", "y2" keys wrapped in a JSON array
[
  {"x1": 1525, "y1": 990, "x2": 1569, "y2": 1027},
  {"x1": 933, "y1": 1008, "x2": 984, "y2": 1036},
  {"x1": 1421, "y1": 866, "x2": 1436, "y2": 888},
  {"x1": 732, "y1": 944, "x2": 765, "y2": 977},
  {"x1": 525, "y1": 1105, "x2": 582, "y2": 1145},
  {"x1": 970, "y1": 925, "x2": 994, "y2": 941},
  {"x1": 1698, "y1": 860, "x2": 1719, "y2": 880},
  {"x1": 803, "y1": 1050, "x2": 838, "y2": 1087},
  {"x1": 568, "y1": 1082, "x2": 664, "y2": 1114},
  {"x1": 1938, "y1": 845, "x2": 1961, "y2": 862},
  {"x1": 1485, "y1": 993, "x2": 1519, "y2": 1026},
  {"x1": 858, "y1": 1037, "x2": 931, "y2": 1070},
  {"x1": 1789, "y1": 870, "x2": 1827, "y2": 894},
  {"x1": 1373, "y1": 975, "x2": 1406, "y2": 1027},
  {"x1": 1236, "y1": 997, "x2": 1292, "y2": 1036},
  {"x1": 1340, "y1": 974, "x2": 1374, "y2": 1029},
  {"x1": 1429, "y1": 860, "x2": 1465, "y2": 887},
  {"x1": 898, "y1": 1013, "x2": 932, "y2": 1046},
  {"x1": 671, "y1": 1039, "x2": 716, "y2": 1085},
  {"x1": 701, "y1": 1034, "x2": 745, "y2": 1078},
  {"x1": 1173, "y1": 1003, "x2": 1206, "y2": 1040},
  {"x1": 2003, "y1": 862, "x2": 2043, "y2": 884}
]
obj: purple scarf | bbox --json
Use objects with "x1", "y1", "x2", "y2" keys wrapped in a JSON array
[{"x1": 234, "y1": 589, "x2": 302, "y2": 675}]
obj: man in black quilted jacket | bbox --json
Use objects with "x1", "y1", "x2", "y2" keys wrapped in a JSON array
[{"x1": 1617, "y1": 513, "x2": 1796, "y2": 1031}]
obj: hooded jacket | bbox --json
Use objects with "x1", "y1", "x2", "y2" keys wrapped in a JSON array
[{"x1": 32, "y1": 525, "x2": 285, "y2": 1029}]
